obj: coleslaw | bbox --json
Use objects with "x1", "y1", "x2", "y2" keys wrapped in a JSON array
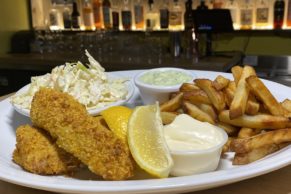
[{"x1": 11, "y1": 50, "x2": 129, "y2": 110}]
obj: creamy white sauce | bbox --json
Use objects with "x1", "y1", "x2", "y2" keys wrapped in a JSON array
[{"x1": 164, "y1": 114, "x2": 223, "y2": 152}]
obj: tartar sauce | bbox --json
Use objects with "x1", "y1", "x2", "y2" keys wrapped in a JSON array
[
  {"x1": 139, "y1": 70, "x2": 192, "y2": 86},
  {"x1": 164, "y1": 114, "x2": 223, "y2": 151}
]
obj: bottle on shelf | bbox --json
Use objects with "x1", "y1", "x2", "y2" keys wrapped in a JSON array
[
  {"x1": 31, "y1": 0, "x2": 46, "y2": 29},
  {"x1": 287, "y1": 0, "x2": 291, "y2": 27},
  {"x1": 71, "y1": 0, "x2": 81, "y2": 29},
  {"x1": 184, "y1": 0, "x2": 193, "y2": 30},
  {"x1": 82, "y1": 0, "x2": 95, "y2": 30},
  {"x1": 63, "y1": 0, "x2": 72, "y2": 29},
  {"x1": 197, "y1": 0, "x2": 208, "y2": 10},
  {"x1": 111, "y1": 0, "x2": 120, "y2": 30},
  {"x1": 224, "y1": 0, "x2": 239, "y2": 30},
  {"x1": 134, "y1": 0, "x2": 144, "y2": 30},
  {"x1": 274, "y1": 0, "x2": 285, "y2": 29},
  {"x1": 240, "y1": 0, "x2": 254, "y2": 30},
  {"x1": 93, "y1": 0, "x2": 102, "y2": 29},
  {"x1": 213, "y1": 0, "x2": 223, "y2": 9},
  {"x1": 160, "y1": 0, "x2": 169, "y2": 29},
  {"x1": 103, "y1": 0, "x2": 112, "y2": 29},
  {"x1": 121, "y1": 0, "x2": 132, "y2": 30},
  {"x1": 255, "y1": 0, "x2": 272, "y2": 29},
  {"x1": 184, "y1": 0, "x2": 198, "y2": 60},
  {"x1": 169, "y1": 0, "x2": 183, "y2": 31},
  {"x1": 145, "y1": 0, "x2": 159, "y2": 31},
  {"x1": 49, "y1": 0, "x2": 63, "y2": 30}
]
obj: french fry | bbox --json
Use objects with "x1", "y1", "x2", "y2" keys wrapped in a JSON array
[
  {"x1": 246, "y1": 75, "x2": 288, "y2": 117},
  {"x1": 217, "y1": 121, "x2": 239, "y2": 136},
  {"x1": 158, "y1": 65, "x2": 291, "y2": 165},
  {"x1": 183, "y1": 90, "x2": 212, "y2": 105},
  {"x1": 232, "y1": 143, "x2": 290, "y2": 165},
  {"x1": 169, "y1": 92, "x2": 179, "y2": 99},
  {"x1": 223, "y1": 81, "x2": 236, "y2": 107},
  {"x1": 224, "y1": 81, "x2": 259, "y2": 115},
  {"x1": 160, "y1": 92, "x2": 183, "y2": 112},
  {"x1": 227, "y1": 81, "x2": 237, "y2": 92},
  {"x1": 160, "y1": 112, "x2": 178, "y2": 125},
  {"x1": 195, "y1": 79, "x2": 225, "y2": 111},
  {"x1": 222, "y1": 137, "x2": 234, "y2": 153},
  {"x1": 179, "y1": 83, "x2": 200, "y2": 92},
  {"x1": 259, "y1": 103, "x2": 270, "y2": 114},
  {"x1": 281, "y1": 99, "x2": 291, "y2": 113},
  {"x1": 231, "y1": 66, "x2": 243, "y2": 85},
  {"x1": 245, "y1": 95, "x2": 260, "y2": 115},
  {"x1": 176, "y1": 108, "x2": 184, "y2": 114},
  {"x1": 197, "y1": 103, "x2": 217, "y2": 121},
  {"x1": 229, "y1": 66, "x2": 256, "y2": 119},
  {"x1": 219, "y1": 110, "x2": 291, "y2": 129},
  {"x1": 184, "y1": 101, "x2": 215, "y2": 124},
  {"x1": 224, "y1": 92, "x2": 233, "y2": 108},
  {"x1": 213, "y1": 75, "x2": 230, "y2": 91},
  {"x1": 230, "y1": 128, "x2": 291, "y2": 153},
  {"x1": 237, "y1": 127, "x2": 260, "y2": 139}
]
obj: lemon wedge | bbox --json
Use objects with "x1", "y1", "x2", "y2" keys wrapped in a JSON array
[
  {"x1": 128, "y1": 103, "x2": 174, "y2": 178},
  {"x1": 101, "y1": 106, "x2": 133, "y2": 141}
]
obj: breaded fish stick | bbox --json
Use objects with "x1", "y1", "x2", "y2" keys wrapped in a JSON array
[
  {"x1": 30, "y1": 88, "x2": 134, "y2": 180},
  {"x1": 13, "y1": 125, "x2": 80, "y2": 175}
]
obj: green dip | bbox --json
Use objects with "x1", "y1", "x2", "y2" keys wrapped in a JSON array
[{"x1": 139, "y1": 70, "x2": 192, "y2": 86}]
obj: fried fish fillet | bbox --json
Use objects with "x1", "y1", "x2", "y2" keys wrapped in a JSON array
[
  {"x1": 30, "y1": 88, "x2": 134, "y2": 180},
  {"x1": 13, "y1": 125, "x2": 80, "y2": 175}
]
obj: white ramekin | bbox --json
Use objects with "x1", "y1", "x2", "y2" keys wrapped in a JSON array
[
  {"x1": 134, "y1": 67, "x2": 195, "y2": 105},
  {"x1": 169, "y1": 125, "x2": 228, "y2": 177}
]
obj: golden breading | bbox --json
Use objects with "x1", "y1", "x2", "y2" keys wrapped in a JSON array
[
  {"x1": 30, "y1": 88, "x2": 134, "y2": 180},
  {"x1": 13, "y1": 125, "x2": 80, "y2": 175}
]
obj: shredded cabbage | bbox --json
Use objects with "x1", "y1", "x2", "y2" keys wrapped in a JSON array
[{"x1": 11, "y1": 50, "x2": 129, "y2": 110}]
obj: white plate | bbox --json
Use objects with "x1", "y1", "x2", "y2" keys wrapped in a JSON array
[
  {"x1": 0, "y1": 70, "x2": 290, "y2": 194},
  {"x1": 10, "y1": 73, "x2": 135, "y2": 117}
]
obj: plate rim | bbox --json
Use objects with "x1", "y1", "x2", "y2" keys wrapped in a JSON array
[{"x1": 0, "y1": 147, "x2": 290, "y2": 193}]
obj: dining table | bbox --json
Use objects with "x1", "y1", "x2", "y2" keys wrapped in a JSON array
[{"x1": 0, "y1": 93, "x2": 290, "y2": 194}]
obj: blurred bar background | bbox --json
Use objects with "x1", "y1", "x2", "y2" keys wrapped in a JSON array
[{"x1": 1, "y1": 0, "x2": 291, "y2": 95}]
